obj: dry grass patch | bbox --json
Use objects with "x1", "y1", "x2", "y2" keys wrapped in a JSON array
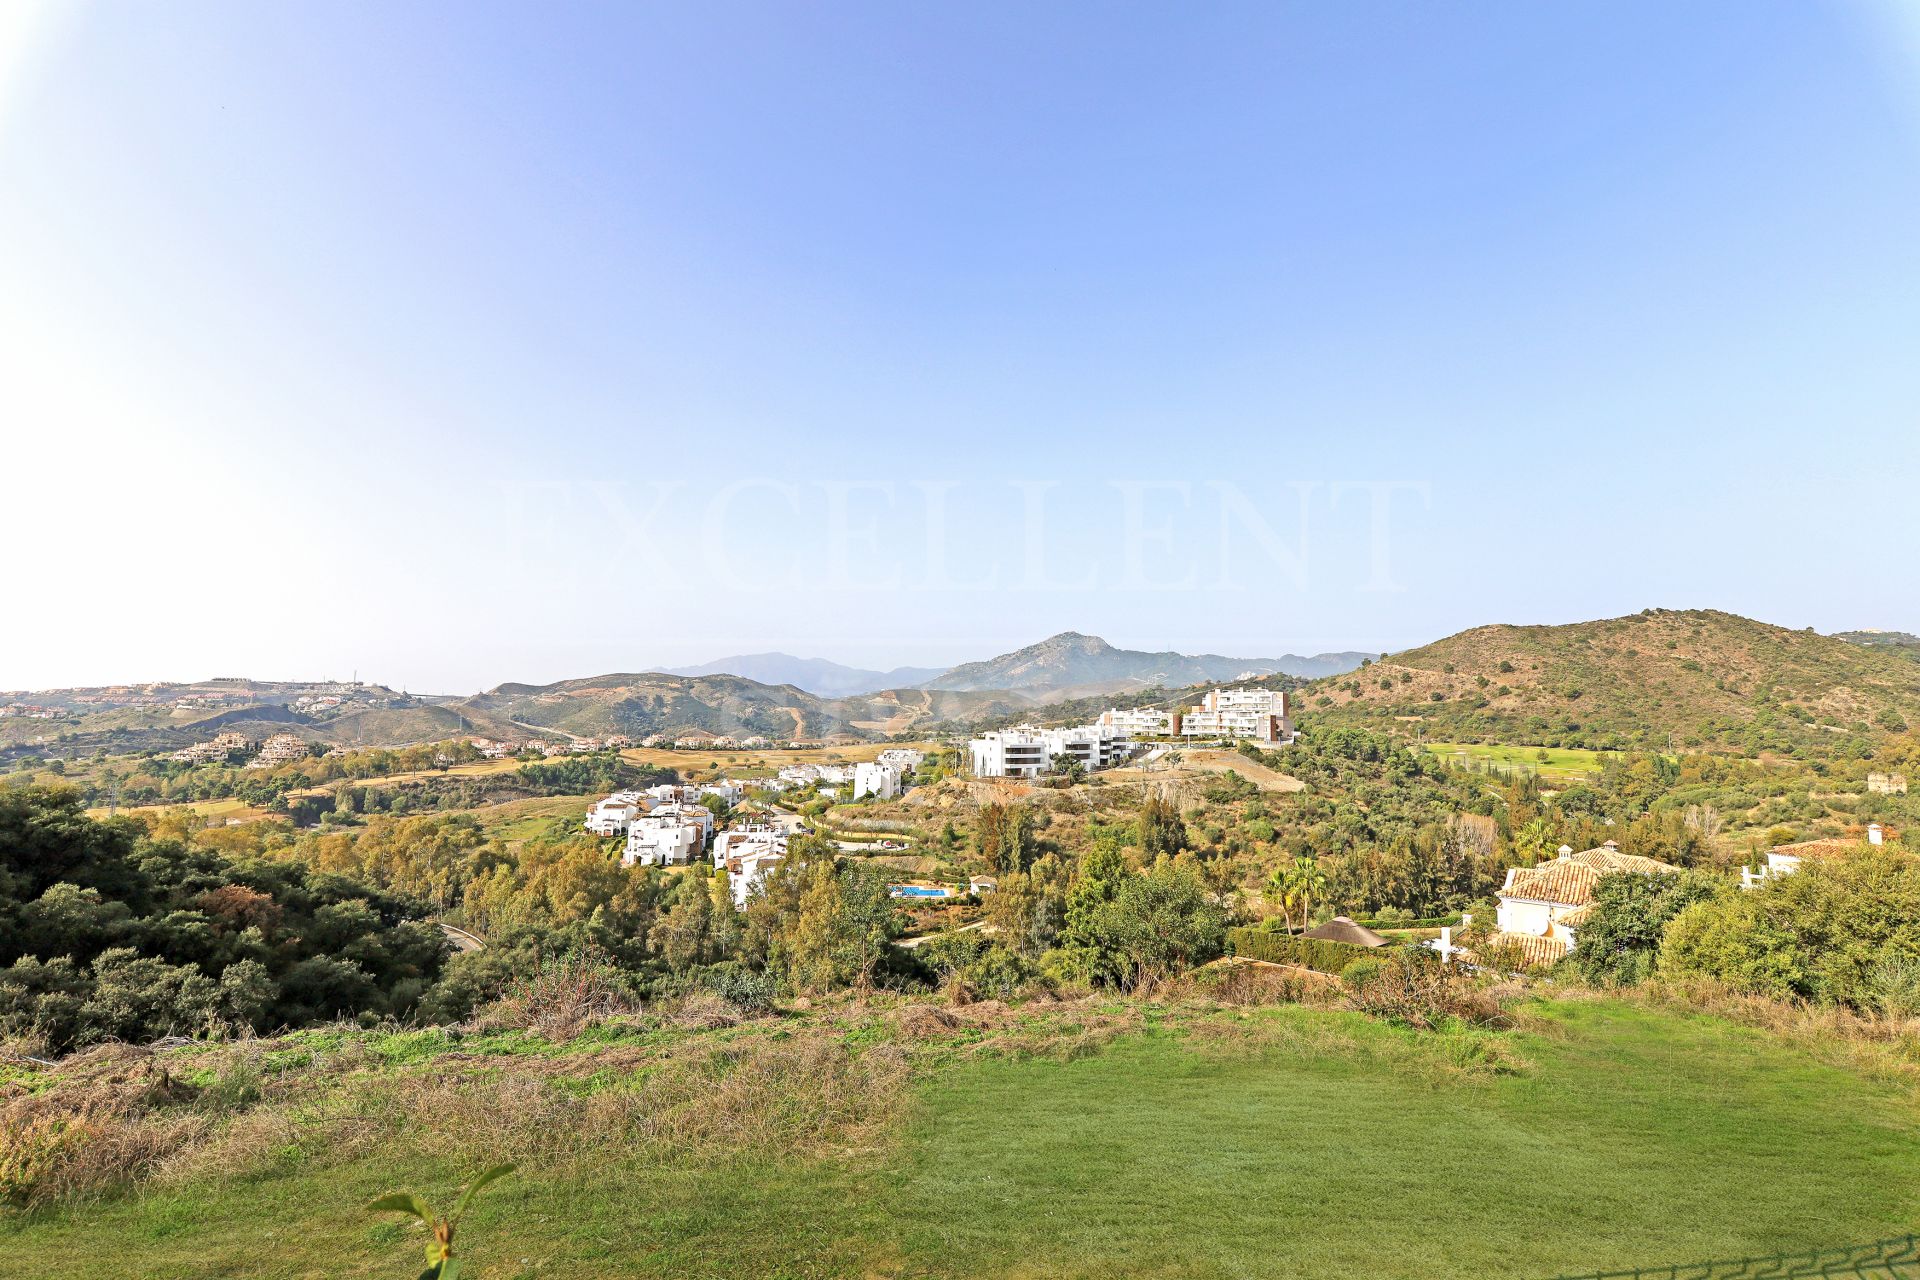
[{"x1": 1, "y1": 1045, "x2": 209, "y2": 1206}]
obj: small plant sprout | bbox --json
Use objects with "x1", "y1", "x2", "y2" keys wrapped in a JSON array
[{"x1": 367, "y1": 1162, "x2": 515, "y2": 1279}]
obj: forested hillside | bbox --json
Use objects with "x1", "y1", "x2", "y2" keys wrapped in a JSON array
[
  {"x1": 1305, "y1": 609, "x2": 1920, "y2": 754},
  {"x1": 0, "y1": 789, "x2": 449, "y2": 1051},
  {"x1": 458, "y1": 673, "x2": 1024, "y2": 741}
]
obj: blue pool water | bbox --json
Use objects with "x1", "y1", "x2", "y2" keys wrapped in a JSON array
[{"x1": 890, "y1": 885, "x2": 950, "y2": 898}]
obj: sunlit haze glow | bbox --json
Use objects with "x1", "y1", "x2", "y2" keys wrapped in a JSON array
[{"x1": 3, "y1": 2, "x2": 1917, "y2": 693}]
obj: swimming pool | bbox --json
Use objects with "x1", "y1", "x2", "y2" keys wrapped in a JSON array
[{"x1": 889, "y1": 885, "x2": 951, "y2": 899}]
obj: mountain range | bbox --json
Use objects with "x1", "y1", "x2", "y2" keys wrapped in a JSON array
[
  {"x1": 918, "y1": 632, "x2": 1370, "y2": 698},
  {"x1": 659, "y1": 653, "x2": 945, "y2": 698},
  {"x1": 662, "y1": 633, "x2": 1371, "y2": 699},
  {"x1": 11, "y1": 617, "x2": 1918, "y2": 757}
]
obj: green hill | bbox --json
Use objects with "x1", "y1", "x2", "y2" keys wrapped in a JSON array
[
  {"x1": 1305, "y1": 608, "x2": 1920, "y2": 753},
  {"x1": 458, "y1": 672, "x2": 1024, "y2": 742}
]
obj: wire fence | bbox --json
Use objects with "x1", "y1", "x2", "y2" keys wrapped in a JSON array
[{"x1": 1549, "y1": 1235, "x2": 1920, "y2": 1280}]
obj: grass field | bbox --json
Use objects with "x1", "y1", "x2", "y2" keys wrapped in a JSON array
[
  {"x1": 1422, "y1": 741, "x2": 1620, "y2": 782},
  {"x1": 465, "y1": 793, "x2": 602, "y2": 841},
  {"x1": 282, "y1": 757, "x2": 527, "y2": 798},
  {"x1": 83, "y1": 795, "x2": 267, "y2": 823},
  {"x1": 5, "y1": 997, "x2": 1916, "y2": 1280}
]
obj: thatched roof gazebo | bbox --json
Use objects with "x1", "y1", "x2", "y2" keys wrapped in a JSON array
[{"x1": 1301, "y1": 916, "x2": 1388, "y2": 948}]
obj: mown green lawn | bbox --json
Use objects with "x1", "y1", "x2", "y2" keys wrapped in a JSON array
[
  {"x1": 1423, "y1": 741, "x2": 1621, "y2": 781},
  {"x1": 5, "y1": 999, "x2": 1917, "y2": 1280}
]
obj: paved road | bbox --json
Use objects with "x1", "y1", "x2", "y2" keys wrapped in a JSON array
[{"x1": 436, "y1": 922, "x2": 486, "y2": 952}]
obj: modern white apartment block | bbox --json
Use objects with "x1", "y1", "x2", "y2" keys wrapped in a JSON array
[
  {"x1": 1178, "y1": 687, "x2": 1292, "y2": 743},
  {"x1": 1098, "y1": 707, "x2": 1180, "y2": 736},
  {"x1": 646, "y1": 801, "x2": 716, "y2": 842},
  {"x1": 968, "y1": 724, "x2": 1133, "y2": 778},
  {"x1": 852, "y1": 761, "x2": 901, "y2": 800}
]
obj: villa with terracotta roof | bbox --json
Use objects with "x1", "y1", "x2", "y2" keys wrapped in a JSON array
[
  {"x1": 1480, "y1": 840, "x2": 1682, "y2": 965},
  {"x1": 1742, "y1": 822, "x2": 1896, "y2": 889}
]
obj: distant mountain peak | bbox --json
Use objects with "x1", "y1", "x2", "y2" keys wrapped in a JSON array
[
  {"x1": 658, "y1": 652, "x2": 944, "y2": 698},
  {"x1": 922, "y1": 634, "x2": 1370, "y2": 696}
]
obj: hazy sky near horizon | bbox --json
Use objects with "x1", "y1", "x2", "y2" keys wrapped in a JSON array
[{"x1": 4, "y1": 2, "x2": 1919, "y2": 693}]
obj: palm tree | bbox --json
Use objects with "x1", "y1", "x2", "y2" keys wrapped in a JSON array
[
  {"x1": 1265, "y1": 856, "x2": 1328, "y2": 934},
  {"x1": 1264, "y1": 865, "x2": 1296, "y2": 933},
  {"x1": 1289, "y1": 855, "x2": 1327, "y2": 928}
]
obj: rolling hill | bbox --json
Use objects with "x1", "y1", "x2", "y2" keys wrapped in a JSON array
[
  {"x1": 922, "y1": 632, "x2": 1368, "y2": 698},
  {"x1": 1305, "y1": 608, "x2": 1920, "y2": 754},
  {"x1": 0, "y1": 680, "x2": 523, "y2": 761},
  {"x1": 457, "y1": 673, "x2": 1024, "y2": 742}
]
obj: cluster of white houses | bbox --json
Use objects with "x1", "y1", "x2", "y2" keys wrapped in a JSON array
[
  {"x1": 469, "y1": 735, "x2": 637, "y2": 759},
  {"x1": 169, "y1": 731, "x2": 310, "y2": 767},
  {"x1": 171, "y1": 732, "x2": 253, "y2": 764},
  {"x1": 968, "y1": 687, "x2": 1293, "y2": 780},
  {"x1": 579, "y1": 780, "x2": 806, "y2": 907}
]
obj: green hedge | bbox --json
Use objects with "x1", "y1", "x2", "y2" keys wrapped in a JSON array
[
  {"x1": 1226, "y1": 927, "x2": 1370, "y2": 974},
  {"x1": 1349, "y1": 914, "x2": 1461, "y2": 930}
]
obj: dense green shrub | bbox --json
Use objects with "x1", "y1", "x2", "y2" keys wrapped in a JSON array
[
  {"x1": 1339, "y1": 957, "x2": 1384, "y2": 989},
  {"x1": 1569, "y1": 870, "x2": 1720, "y2": 985},
  {"x1": 0, "y1": 787, "x2": 449, "y2": 1051},
  {"x1": 1225, "y1": 927, "x2": 1370, "y2": 974},
  {"x1": 1660, "y1": 847, "x2": 1920, "y2": 1007}
]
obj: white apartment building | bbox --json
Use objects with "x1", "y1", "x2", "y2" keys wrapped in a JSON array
[
  {"x1": 1178, "y1": 687, "x2": 1293, "y2": 743},
  {"x1": 1098, "y1": 707, "x2": 1179, "y2": 736},
  {"x1": 647, "y1": 800, "x2": 716, "y2": 842},
  {"x1": 968, "y1": 724, "x2": 1133, "y2": 779},
  {"x1": 700, "y1": 780, "x2": 745, "y2": 807},
  {"x1": 726, "y1": 846, "x2": 787, "y2": 907},
  {"x1": 712, "y1": 822, "x2": 788, "y2": 868},
  {"x1": 250, "y1": 733, "x2": 310, "y2": 767},
  {"x1": 877, "y1": 748, "x2": 925, "y2": 772},
  {"x1": 173, "y1": 732, "x2": 251, "y2": 764},
  {"x1": 852, "y1": 761, "x2": 901, "y2": 801},
  {"x1": 585, "y1": 792, "x2": 646, "y2": 836},
  {"x1": 624, "y1": 815, "x2": 703, "y2": 867}
]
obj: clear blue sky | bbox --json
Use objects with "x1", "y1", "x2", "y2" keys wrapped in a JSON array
[{"x1": 3, "y1": 2, "x2": 1917, "y2": 692}]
